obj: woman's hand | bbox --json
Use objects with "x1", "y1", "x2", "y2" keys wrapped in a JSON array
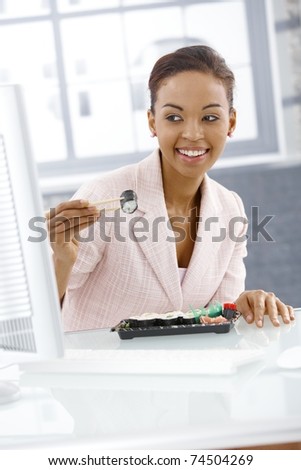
[
  {"x1": 46, "y1": 199, "x2": 100, "y2": 302},
  {"x1": 235, "y1": 290, "x2": 295, "y2": 328},
  {"x1": 46, "y1": 199, "x2": 100, "y2": 265}
]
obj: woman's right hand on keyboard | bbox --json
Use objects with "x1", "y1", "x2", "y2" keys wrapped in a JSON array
[{"x1": 46, "y1": 200, "x2": 100, "y2": 301}]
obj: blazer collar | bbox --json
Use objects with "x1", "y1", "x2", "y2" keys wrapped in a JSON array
[
  {"x1": 134, "y1": 148, "x2": 166, "y2": 215},
  {"x1": 181, "y1": 173, "x2": 224, "y2": 301}
]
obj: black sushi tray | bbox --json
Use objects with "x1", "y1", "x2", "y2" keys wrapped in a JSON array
[{"x1": 111, "y1": 317, "x2": 238, "y2": 340}]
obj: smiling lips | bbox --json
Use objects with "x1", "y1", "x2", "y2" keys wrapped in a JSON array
[{"x1": 176, "y1": 147, "x2": 209, "y2": 161}]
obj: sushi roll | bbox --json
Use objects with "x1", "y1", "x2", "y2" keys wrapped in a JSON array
[
  {"x1": 157, "y1": 311, "x2": 182, "y2": 326},
  {"x1": 128, "y1": 313, "x2": 158, "y2": 328},
  {"x1": 187, "y1": 306, "x2": 203, "y2": 322},
  {"x1": 120, "y1": 189, "x2": 138, "y2": 214},
  {"x1": 182, "y1": 311, "x2": 197, "y2": 325},
  {"x1": 222, "y1": 303, "x2": 238, "y2": 320}
]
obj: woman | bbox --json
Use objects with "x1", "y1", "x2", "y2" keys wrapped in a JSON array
[{"x1": 48, "y1": 45, "x2": 294, "y2": 331}]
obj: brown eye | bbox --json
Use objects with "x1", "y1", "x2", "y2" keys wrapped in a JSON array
[
  {"x1": 203, "y1": 115, "x2": 218, "y2": 122},
  {"x1": 166, "y1": 114, "x2": 182, "y2": 122}
]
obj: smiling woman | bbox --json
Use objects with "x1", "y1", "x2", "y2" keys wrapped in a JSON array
[
  {"x1": 147, "y1": 46, "x2": 237, "y2": 186},
  {"x1": 147, "y1": 71, "x2": 236, "y2": 180},
  {"x1": 146, "y1": 48, "x2": 237, "y2": 270},
  {"x1": 47, "y1": 45, "x2": 294, "y2": 332}
]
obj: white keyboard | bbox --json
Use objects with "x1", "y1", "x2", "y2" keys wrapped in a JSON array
[{"x1": 22, "y1": 348, "x2": 265, "y2": 376}]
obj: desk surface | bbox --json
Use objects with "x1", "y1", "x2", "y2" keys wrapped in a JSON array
[{"x1": 1, "y1": 310, "x2": 301, "y2": 450}]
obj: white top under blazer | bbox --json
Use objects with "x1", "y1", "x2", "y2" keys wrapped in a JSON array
[{"x1": 62, "y1": 149, "x2": 248, "y2": 331}]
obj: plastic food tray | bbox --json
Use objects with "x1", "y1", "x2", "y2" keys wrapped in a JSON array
[{"x1": 111, "y1": 318, "x2": 237, "y2": 340}]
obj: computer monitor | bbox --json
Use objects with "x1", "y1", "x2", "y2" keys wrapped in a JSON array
[{"x1": 0, "y1": 84, "x2": 64, "y2": 403}]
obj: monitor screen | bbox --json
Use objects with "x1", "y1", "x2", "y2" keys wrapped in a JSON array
[{"x1": 0, "y1": 84, "x2": 64, "y2": 402}]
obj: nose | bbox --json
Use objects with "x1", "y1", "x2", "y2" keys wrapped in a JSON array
[{"x1": 181, "y1": 119, "x2": 204, "y2": 141}]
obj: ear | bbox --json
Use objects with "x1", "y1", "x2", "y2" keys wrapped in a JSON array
[
  {"x1": 228, "y1": 107, "x2": 237, "y2": 135},
  {"x1": 147, "y1": 108, "x2": 156, "y2": 136}
]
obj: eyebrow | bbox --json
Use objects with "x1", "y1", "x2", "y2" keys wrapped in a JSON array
[
  {"x1": 162, "y1": 103, "x2": 222, "y2": 111},
  {"x1": 202, "y1": 103, "x2": 222, "y2": 110},
  {"x1": 162, "y1": 103, "x2": 183, "y2": 111}
]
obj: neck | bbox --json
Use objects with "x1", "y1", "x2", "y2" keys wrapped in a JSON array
[{"x1": 160, "y1": 156, "x2": 204, "y2": 216}]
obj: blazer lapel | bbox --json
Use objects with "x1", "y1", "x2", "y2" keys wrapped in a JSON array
[
  {"x1": 131, "y1": 150, "x2": 183, "y2": 308},
  {"x1": 181, "y1": 175, "x2": 223, "y2": 299}
]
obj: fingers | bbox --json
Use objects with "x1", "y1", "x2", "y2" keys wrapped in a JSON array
[
  {"x1": 46, "y1": 200, "x2": 101, "y2": 240},
  {"x1": 50, "y1": 217, "x2": 99, "y2": 246},
  {"x1": 236, "y1": 293, "x2": 254, "y2": 324},
  {"x1": 265, "y1": 294, "x2": 294, "y2": 326},
  {"x1": 236, "y1": 290, "x2": 266, "y2": 326},
  {"x1": 237, "y1": 290, "x2": 295, "y2": 328},
  {"x1": 287, "y1": 305, "x2": 295, "y2": 321},
  {"x1": 45, "y1": 199, "x2": 91, "y2": 219},
  {"x1": 252, "y1": 291, "x2": 266, "y2": 328},
  {"x1": 49, "y1": 209, "x2": 100, "y2": 234},
  {"x1": 275, "y1": 298, "x2": 294, "y2": 324},
  {"x1": 265, "y1": 292, "x2": 280, "y2": 326}
]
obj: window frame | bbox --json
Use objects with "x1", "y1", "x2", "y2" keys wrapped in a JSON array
[{"x1": 0, "y1": 0, "x2": 279, "y2": 178}]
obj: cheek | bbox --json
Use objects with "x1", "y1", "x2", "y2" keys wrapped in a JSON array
[
  {"x1": 211, "y1": 126, "x2": 228, "y2": 141},
  {"x1": 157, "y1": 126, "x2": 177, "y2": 143}
]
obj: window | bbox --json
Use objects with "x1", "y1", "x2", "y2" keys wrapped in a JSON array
[{"x1": 0, "y1": 0, "x2": 279, "y2": 177}]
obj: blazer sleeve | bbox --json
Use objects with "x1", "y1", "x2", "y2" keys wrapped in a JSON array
[
  {"x1": 66, "y1": 179, "x2": 111, "y2": 292},
  {"x1": 211, "y1": 191, "x2": 248, "y2": 303}
]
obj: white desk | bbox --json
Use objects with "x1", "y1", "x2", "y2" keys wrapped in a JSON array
[{"x1": 1, "y1": 310, "x2": 301, "y2": 450}]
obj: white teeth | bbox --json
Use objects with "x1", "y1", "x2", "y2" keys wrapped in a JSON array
[{"x1": 178, "y1": 149, "x2": 206, "y2": 157}]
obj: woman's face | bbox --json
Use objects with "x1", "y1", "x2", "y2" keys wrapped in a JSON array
[{"x1": 148, "y1": 71, "x2": 236, "y2": 179}]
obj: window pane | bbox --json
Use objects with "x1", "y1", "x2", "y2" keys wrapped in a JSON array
[
  {"x1": 61, "y1": 14, "x2": 133, "y2": 157},
  {"x1": 57, "y1": 0, "x2": 120, "y2": 13},
  {"x1": 0, "y1": 22, "x2": 67, "y2": 161},
  {"x1": 184, "y1": 2, "x2": 250, "y2": 66},
  {"x1": 68, "y1": 81, "x2": 135, "y2": 157},
  {"x1": 232, "y1": 68, "x2": 257, "y2": 141},
  {"x1": 0, "y1": 0, "x2": 50, "y2": 17},
  {"x1": 124, "y1": 7, "x2": 184, "y2": 71},
  {"x1": 61, "y1": 15, "x2": 127, "y2": 82},
  {"x1": 24, "y1": 86, "x2": 67, "y2": 162}
]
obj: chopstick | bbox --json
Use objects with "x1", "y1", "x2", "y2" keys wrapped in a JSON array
[{"x1": 89, "y1": 196, "x2": 124, "y2": 206}]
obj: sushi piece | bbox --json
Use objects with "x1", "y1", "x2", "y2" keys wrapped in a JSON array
[
  {"x1": 157, "y1": 311, "x2": 182, "y2": 326},
  {"x1": 128, "y1": 312, "x2": 158, "y2": 328},
  {"x1": 223, "y1": 303, "x2": 238, "y2": 320},
  {"x1": 120, "y1": 189, "x2": 138, "y2": 214},
  {"x1": 188, "y1": 305, "x2": 202, "y2": 321},
  {"x1": 182, "y1": 311, "x2": 197, "y2": 325}
]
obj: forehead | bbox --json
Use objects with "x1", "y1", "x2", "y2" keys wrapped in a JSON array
[{"x1": 156, "y1": 71, "x2": 228, "y2": 106}]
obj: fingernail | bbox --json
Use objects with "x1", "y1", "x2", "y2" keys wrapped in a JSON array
[
  {"x1": 273, "y1": 319, "x2": 280, "y2": 326},
  {"x1": 257, "y1": 320, "x2": 263, "y2": 327},
  {"x1": 246, "y1": 315, "x2": 253, "y2": 323}
]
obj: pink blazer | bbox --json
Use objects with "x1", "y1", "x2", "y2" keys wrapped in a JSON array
[{"x1": 62, "y1": 149, "x2": 247, "y2": 331}]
